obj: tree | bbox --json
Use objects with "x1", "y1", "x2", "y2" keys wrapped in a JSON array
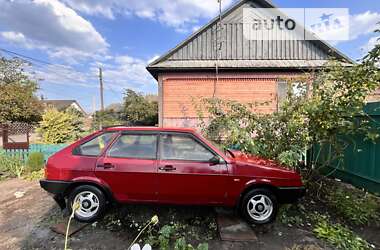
[
  {"x1": 91, "y1": 109, "x2": 122, "y2": 130},
  {"x1": 36, "y1": 108, "x2": 84, "y2": 144},
  {"x1": 122, "y1": 89, "x2": 158, "y2": 126},
  {"x1": 0, "y1": 57, "x2": 42, "y2": 123}
]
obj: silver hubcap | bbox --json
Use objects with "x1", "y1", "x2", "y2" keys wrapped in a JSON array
[
  {"x1": 73, "y1": 191, "x2": 100, "y2": 218},
  {"x1": 247, "y1": 194, "x2": 273, "y2": 222}
]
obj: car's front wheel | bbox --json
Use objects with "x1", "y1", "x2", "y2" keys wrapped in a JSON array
[
  {"x1": 67, "y1": 185, "x2": 106, "y2": 223},
  {"x1": 241, "y1": 188, "x2": 278, "y2": 224}
]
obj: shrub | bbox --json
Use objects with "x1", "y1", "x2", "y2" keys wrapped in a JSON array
[
  {"x1": 23, "y1": 168, "x2": 44, "y2": 181},
  {"x1": 0, "y1": 150, "x2": 24, "y2": 178},
  {"x1": 26, "y1": 152, "x2": 45, "y2": 173},
  {"x1": 36, "y1": 108, "x2": 84, "y2": 144}
]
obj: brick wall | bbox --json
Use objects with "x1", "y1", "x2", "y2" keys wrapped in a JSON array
[{"x1": 159, "y1": 72, "x2": 300, "y2": 128}]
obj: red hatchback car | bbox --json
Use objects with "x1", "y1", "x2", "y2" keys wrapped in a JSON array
[{"x1": 40, "y1": 126, "x2": 304, "y2": 224}]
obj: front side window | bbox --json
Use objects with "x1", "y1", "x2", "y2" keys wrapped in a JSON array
[
  {"x1": 107, "y1": 134, "x2": 157, "y2": 159},
  {"x1": 76, "y1": 132, "x2": 116, "y2": 156},
  {"x1": 160, "y1": 134, "x2": 214, "y2": 161}
]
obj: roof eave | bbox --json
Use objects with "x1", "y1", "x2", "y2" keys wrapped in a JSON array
[{"x1": 146, "y1": 65, "x2": 335, "y2": 80}]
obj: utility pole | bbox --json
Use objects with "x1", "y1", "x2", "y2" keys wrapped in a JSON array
[
  {"x1": 92, "y1": 95, "x2": 96, "y2": 114},
  {"x1": 99, "y1": 67, "x2": 104, "y2": 111},
  {"x1": 213, "y1": 0, "x2": 222, "y2": 98}
]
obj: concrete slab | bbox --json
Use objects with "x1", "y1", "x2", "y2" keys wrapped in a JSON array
[{"x1": 215, "y1": 207, "x2": 257, "y2": 242}]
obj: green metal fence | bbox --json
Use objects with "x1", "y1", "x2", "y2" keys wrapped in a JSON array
[
  {"x1": 312, "y1": 102, "x2": 380, "y2": 194},
  {"x1": 4, "y1": 144, "x2": 67, "y2": 162}
]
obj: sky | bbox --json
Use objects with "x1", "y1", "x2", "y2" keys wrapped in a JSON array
[{"x1": 0, "y1": 0, "x2": 379, "y2": 113}]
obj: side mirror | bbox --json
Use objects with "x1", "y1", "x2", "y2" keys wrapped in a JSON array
[
  {"x1": 72, "y1": 146, "x2": 81, "y2": 155},
  {"x1": 209, "y1": 156, "x2": 222, "y2": 166}
]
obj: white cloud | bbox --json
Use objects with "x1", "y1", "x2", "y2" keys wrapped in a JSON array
[
  {"x1": 350, "y1": 11, "x2": 380, "y2": 40},
  {"x1": 62, "y1": 0, "x2": 233, "y2": 32},
  {"x1": 30, "y1": 53, "x2": 156, "y2": 94},
  {"x1": 96, "y1": 55, "x2": 156, "y2": 92},
  {"x1": 0, "y1": 0, "x2": 108, "y2": 63},
  {"x1": 361, "y1": 36, "x2": 379, "y2": 55},
  {"x1": 326, "y1": 11, "x2": 380, "y2": 45},
  {"x1": 148, "y1": 55, "x2": 160, "y2": 64},
  {"x1": 1, "y1": 31, "x2": 28, "y2": 46},
  {"x1": 30, "y1": 64, "x2": 97, "y2": 88}
]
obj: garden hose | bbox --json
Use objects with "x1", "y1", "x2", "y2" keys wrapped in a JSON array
[{"x1": 64, "y1": 202, "x2": 80, "y2": 250}]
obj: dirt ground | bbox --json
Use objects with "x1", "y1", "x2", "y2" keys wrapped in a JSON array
[{"x1": 0, "y1": 178, "x2": 342, "y2": 250}]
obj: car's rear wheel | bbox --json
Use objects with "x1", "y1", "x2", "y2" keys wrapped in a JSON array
[
  {"x1": 241, "y1": 188, "x2": 278, "y2": 224},
  {"x1": 67, "y1": 185, "x2": 106, "y2": 223}
]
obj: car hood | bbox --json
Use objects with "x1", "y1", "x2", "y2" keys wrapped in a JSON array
[{"x1": 228, "y1": 150, "x2": 300, "y2": 179}]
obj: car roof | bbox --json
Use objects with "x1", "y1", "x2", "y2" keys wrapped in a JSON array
[{"x1": 102, "y1": 126, "x2": 197, "y2": 133}]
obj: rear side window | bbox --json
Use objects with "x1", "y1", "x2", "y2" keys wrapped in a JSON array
[
  {"x1": 160, "y1": 134, "x2": 214, "y2": 161},
  {"x1": 75, "y1": 132, "x2": 116, "y2": 156},
  {"x1": 107, "y1": 134, "x2": 157, "y2": 159}
]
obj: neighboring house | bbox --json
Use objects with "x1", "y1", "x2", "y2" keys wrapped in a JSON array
[
  {"x1": 41, "y1": 100, "x2": 87, "y2": 116},
  {"x1": 146, "y1": 0, "x2": 353, "y2": 127}
]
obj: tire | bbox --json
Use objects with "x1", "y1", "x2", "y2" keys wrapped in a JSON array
[
  {"x1": 67, "y1": 185, "x2": 107, "y2": 223},
  {"x1": 241, "y1": 188, "x2": 278, "y2": 225}
]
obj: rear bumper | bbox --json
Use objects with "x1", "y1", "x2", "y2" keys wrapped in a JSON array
[
  {"x1": 277, "y1": 186, "x2": 306, "y2": 203},
  {"x1": 40, "y1": 179, "x2": 72, "y2": 195},
  {"x1": 40, "y1": 179, "x2": 72, "y2": 209}
]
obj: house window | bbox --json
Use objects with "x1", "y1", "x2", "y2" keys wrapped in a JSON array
[
  {"x1": 277, "y1": 80, "x2": 288, "y2": 111},
  {"x1": 277, "y1": 80, "x2": 309, "y2": 111}
]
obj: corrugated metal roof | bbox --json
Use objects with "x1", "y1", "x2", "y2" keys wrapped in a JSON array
[
  {"x1": 147, "y1": 0, "x2": 353, "y2": 78},
  {"x1": 149, "y1": 59, "x2": 352, "y2": 69}
]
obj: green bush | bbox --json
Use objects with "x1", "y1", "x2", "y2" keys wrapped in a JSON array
[
  {"x1": 23, "y1": 168, "x2": 44, "y2": 181},
  {"x1": 26, "y1": 152, "x2": 45, "y2": 173},
  {"x1": 36, "y1": 108, "x2": 84, "y2": 144},
  {"x1": 0, "y1": 150, "x2": 24, "y2": 178}
]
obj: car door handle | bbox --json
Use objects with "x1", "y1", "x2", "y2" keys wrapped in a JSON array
[
  {"x1": 159, "y1": 165, "x2": 176, "y2": 171},
  {"x1": 99, "y1": 163, "x2": 114, "y2": 169}
]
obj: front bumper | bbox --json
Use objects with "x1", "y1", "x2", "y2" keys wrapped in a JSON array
[
  {"x1": 277, "y1": 186, "x2": 306, "y2": 203},
  {"x1": 40, "y1": 179, "x2": 72, "y2": 209}
]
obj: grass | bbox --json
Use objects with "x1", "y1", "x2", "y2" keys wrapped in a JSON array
[{"x1": 325, "y1": 186, "x2": 380, "y2": 225}]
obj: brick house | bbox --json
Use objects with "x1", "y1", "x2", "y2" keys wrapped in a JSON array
[{"x1": 146, "y1": 0, "x2": 353, "y2": 128}]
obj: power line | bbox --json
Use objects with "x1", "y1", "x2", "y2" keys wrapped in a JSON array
[
  {"x1": 0, "y1": 47, "x2": 98, "y2": 89},
  {"x1": 0, "y1": 48, "x2": 55, "y2": 66},
  {"x1": 0, "y1": 47, "x2": 123, "y2": 109}
]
